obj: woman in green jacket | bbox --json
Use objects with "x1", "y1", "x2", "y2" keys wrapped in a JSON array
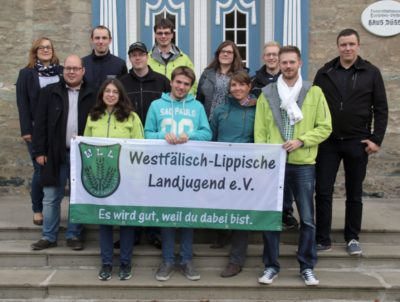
[{"x1": 84, "y1": 79, "x2": 144, "y2": 281}]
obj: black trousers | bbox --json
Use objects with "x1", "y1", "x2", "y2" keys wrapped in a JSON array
[{"x1": 315, "y1": 139, "x2": 368, "y2": 245}]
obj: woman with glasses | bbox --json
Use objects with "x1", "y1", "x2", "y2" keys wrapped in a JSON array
[
  {"x1": 84, "y1": 78, "x2": 144, "y2": 281},
  {"x1": 196, "y1": 40, "x2": 246, "y2": 121},
  {"x1": 210, "y1": 71, "x2": 257, "y2": 277},
  {"x1": 16, "y1": 37, "x2": 62, "y2": 226}
]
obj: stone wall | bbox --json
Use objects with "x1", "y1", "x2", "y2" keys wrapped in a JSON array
[
  {"x1": 0, "y1": 0, "x2": 399, "y2": 197},
  {"x1": 0, "y1": 0, "x2": 92, "y2": 195},
  {"x1": 309, "y1": 0, "x2": 400, "y2": 198}
]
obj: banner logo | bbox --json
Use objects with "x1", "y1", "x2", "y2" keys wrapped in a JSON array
[{"x1": 79, "y1": 143, "x2": 121, "y2": 198}]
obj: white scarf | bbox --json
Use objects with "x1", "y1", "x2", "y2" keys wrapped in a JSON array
[{"x1": 277, "y1": 74, "x2": 303, "y2": 125}]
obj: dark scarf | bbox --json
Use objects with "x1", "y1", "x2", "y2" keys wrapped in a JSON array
[{"x1": 34, "y1": 60, "x2": 59, "y2": 77}]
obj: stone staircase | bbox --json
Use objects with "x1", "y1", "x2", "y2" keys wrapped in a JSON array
[{"x1": 0, "y1": 196, "x2": 399, "y2": 302}]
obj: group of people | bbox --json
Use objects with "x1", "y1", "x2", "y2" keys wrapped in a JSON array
[{"x1": 16, "y1": 18, "x2": 388, "y2": 287}]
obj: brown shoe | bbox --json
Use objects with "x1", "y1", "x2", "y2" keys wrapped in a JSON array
[
  {"x1": 220, "y1": 263, "x2": 242, "y2": 278},
  {"x1": 31, "y1": 239, "x2": 57, "y2": 250},
  {"x1": 66, "y1": 237, "x2": 84, "y2": 251}
]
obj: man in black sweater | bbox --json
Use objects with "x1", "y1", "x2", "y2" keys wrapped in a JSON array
[
  {"x1": 314, "y1": 28, "x2": 388, "y2": 256},
  {"x1": 82, "y1": 25, "x2": 127, "y2": 90}
]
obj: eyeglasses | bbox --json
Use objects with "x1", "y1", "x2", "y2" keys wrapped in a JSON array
[
  {"x1": 37, "y1": 46, "x2": 52, "y2": 51},
  {"x1": 64, "y1": 67, "x2": 83, "y2": 73},
  {"x1": 220, "y1": 50, "x2": 234, "y2": 55},
  {"x1": 265, "y1": 53, "x2": 278, "y2": 57},
  {"x1": 155, "y1": 31, "x2": 172, "y2": 36}
]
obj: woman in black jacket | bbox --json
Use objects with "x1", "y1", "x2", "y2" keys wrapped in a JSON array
[{"x1": 16, "y1": 37, "x2": 62, "y2": 225}]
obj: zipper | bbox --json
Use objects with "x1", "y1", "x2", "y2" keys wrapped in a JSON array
[{"x1": 107, "y1": 112, "x2": 111, "y2": 138}]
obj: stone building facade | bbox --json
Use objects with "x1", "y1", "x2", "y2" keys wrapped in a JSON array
[{"x1": 0, "y1": 0, "x2": 399, "y2": 197}]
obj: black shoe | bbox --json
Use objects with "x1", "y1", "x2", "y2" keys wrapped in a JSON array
[
  {"x1": 66, "y1": 237, "x2": 84, "y2": 250},
  {"x1": 147, "y1": 234, "x2": 162, "y2": 249},
  {"x1": 282, "y1": 212, "x2": 299, "y2": 229},
  {"x1": 119, "y1": 263, "x2": 132, "y2": 280},
  {"x1": 316, "y1": 243, "x2": 332, "y2": 252},
  {"x1": 31, "y1": 239, "x2": 57, "y2": 250},
  {"x1": 113, "y1": 240, "x2": 120, "y2": 249},
  {"x1": 98, "y1": 264, "x2": 112, "y2": 281}
]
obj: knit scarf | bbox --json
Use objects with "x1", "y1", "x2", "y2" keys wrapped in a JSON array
[
  {"x1": 34, "y1": 60, "x2": 59, "y2": 77},
  {"x1": 277, "y1": 74, "x2": 303, "y2": 125}
]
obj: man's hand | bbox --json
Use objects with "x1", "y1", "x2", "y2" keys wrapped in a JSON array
[
  {"x1": 283, "y1": 139, "x2": 303, "y2": 153},
  {"x1": 177, "y1": 132, "x2": 188, "y2": 144},
  {"x1": 165, "y1": 132, "x2": 178, "y2": 144},
  {"x1": 22, "y1": 134, "x2": 32, "y2": 142},
  {"x1": 36, "y1": 155, "x2": 47, "y2": 166},
  {"x1": 361, "y1": 139, "x2": 380, "y2": 155}
]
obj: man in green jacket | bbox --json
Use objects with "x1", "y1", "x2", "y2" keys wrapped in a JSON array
[
  {"x1": 255, "y1": 46, "x2": 331, "y2": 286},
  {"x1": 147, "y1": 18, "x2": 197, "y2": 94}
]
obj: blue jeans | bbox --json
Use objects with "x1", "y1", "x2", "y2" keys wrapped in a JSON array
[
  {"x1": 161, "y1": 227, "x2": 193, "y2": 265},
  {"x1": 100, "y1": 225, "x2": 135, "y2": 266},
  {"x1": 315, "y1": 139, "x2": 368, "y2": 245},
  {"x1": 42, "y1": 153, "x2": 82, "y2": 242},
  {"x1": 262, "y1": 164, "x2": 317, "y2": 272},
  {"x1": 27, "y1": 142, "x2": 44, "y2": 213}
]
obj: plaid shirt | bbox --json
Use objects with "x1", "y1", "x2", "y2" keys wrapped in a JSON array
[{"x1": 280, "y1": 108, "x2": 294, "y2": 141}]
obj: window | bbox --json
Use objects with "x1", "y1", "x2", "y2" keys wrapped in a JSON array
[{"x1": 224, "y1": 10, "x2": 247, "y2": 64}]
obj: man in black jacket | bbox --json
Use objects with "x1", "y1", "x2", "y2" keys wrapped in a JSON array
[
  {"x1": 31, "y1": 55, "x2": 97, "y2": 251},
  {"x1": 82, "y1": 25, "x2": 127, "y2": 90},
  {"x1": 119, "y1": 42, "x2": 170, "y2": 123},
  {"x1": 314, "y1": 29, "x2": 388, "y2": 256},
  {"x1": 119, "y1": 42, "x2": 170, "y2": 249}
]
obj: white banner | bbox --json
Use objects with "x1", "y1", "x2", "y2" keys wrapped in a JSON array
[{"x1": 70, "y1": 136, "x2": 286, "y2": 231}]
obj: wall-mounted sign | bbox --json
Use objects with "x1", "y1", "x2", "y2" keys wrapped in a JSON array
[{"x1": 361, "y1": 0, "x2": 400, "y2": 37}]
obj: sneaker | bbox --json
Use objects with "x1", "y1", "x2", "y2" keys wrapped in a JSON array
[
  {"x1": 119, "y1": 263, "x2": 132, "y2": 281},
  {"x1": 347, "y1": 239, "x2": 362, "y2": 256},
  {"x1": 221, "y1": 263, "x2": 242, "y2": 278},
  {"x1": 31, "y1": 239, "x2": 57, "y2": 250},
  {"x1": 301, "y1": 268, "x2": 319, "y2": 286},
  {"x1": 258, "y1": 267, "x2": 278, "y2": 284},
  {"x1": 181, "y1": 261, "x2": 200, "y2": 281},
  {"x1": 66, "y1": 237, "x2": 84, "y2": 251},
  {"x1": 316, "y1": 243, "x2": 332, "y2": 252},
  {"x1": 155, "y1": 262, "x2": 175, "y2": 281},
  {"x1": 98, "y1": 264, "x2": 112, "y2": 281},
  {"x1": 282, "y1": 212, "x2": 299, "y2": 229}
]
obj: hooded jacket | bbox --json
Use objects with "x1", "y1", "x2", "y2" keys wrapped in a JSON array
[
  {"x1": 144, "y1": 92, "x2": 212, "y2": 141},
  {"x1": 32, "y1": 79, "x2": 97, "y2": 186},
  {"x1": 254, "y1": 82, "x2": 332, "y2": 165},
  {"x1": 210, "y1": 94, "x2": 257, "y2": 143},
  {"x1": 82, "y1": 51, "x2": 128, "y2": 90},
  {"x1": 148, "y1": 44, "x2": 197, "y2": 94},
  {"x1": 84, "y1": 111, "x2": 144, "y2": 139},
  {"x1": 313, "y1": 56, "x2": 388, "y2": 145},
  {"x1": 119, "y1": 67, "x2": 170, "y2": 123}
]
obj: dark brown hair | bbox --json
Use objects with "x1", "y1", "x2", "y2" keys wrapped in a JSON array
[
  {"x1": 26, "y1": 37, "x2": 60, "y2": 68},
  {"x1": 89, "y1": 79, "x2": 133, "y2": 122},
  {"x1": 153, "y1": 18, "x2": 175, "y2": 33},
  {"x1": 279, "y1": 45, "x2": 302, "y2": 60},
  {"x1": 207, "y1": 40, "x2": 244, "y2": 74},
  {"x1": 337, "y1": 28, "x2": 360, "y2": 45},
  {"x1": 91, "y1": 25, "x2": 112, "y2": 39},
  {"x1": 229, "y1": 70, "x2": 252, "y2": 88}
]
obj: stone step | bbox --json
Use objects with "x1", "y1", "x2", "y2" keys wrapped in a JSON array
[
  {"x1": 0, "y1": 267, "x2": 399, "y2": 301},
  {"x1": 1, "y1": 240, "x2": 400, "y2": 270}
]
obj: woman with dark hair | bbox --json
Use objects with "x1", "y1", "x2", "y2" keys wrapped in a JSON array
[
  {"x1": 196, "y1": 40, "x2": 245, "y2": 120},
  {"x1": 16, "y1": 37, "x2": 62, "y2": 226},
  {"x1": 210, "y1": 71, "x2": 257, "y2": 278},
  {"x1": 84, "y1": 78, "x2": 144, "y2": 281}
]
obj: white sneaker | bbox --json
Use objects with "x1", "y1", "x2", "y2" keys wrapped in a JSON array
[
  {"x1": 301, "y1": 268, "x2": 319, "y2": 286},
  {"x1": 258, "y1": 267, "x2": 278, "y2": 284}
]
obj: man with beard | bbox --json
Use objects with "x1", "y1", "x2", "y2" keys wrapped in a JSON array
[{"x1": 254, "y1": 46, "x2": 331, "y2": 286}]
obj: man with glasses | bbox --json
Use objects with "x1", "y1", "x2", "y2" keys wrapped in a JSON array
[
  {"x1": 31, "y1": 55, "x2": 97, "y2": 251},
  {"x1": 148, "y1": 18, "x2": 196, "y2": 93},
  {"x1": 82, "y1": 25, "x2": 127, "y2": 90}
]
